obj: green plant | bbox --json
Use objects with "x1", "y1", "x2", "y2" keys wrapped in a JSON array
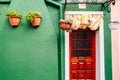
[
  {"x1": 60, "y1": 19, "x2": 72, "y2": 24},
  {"x1": 25, "y1": 11, "x2": 42, "y2": 22},
  {"x1": 6, "y1": 10, "x2": 22, "y2": 18}
]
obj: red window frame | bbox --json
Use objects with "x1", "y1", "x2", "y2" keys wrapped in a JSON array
[{"x1": 69, "y1": 29, "x2": 96, "y2": 80}]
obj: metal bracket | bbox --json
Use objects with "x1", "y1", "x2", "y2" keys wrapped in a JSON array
[{"x1": 101, "y1": 0, "x2": 115, "y2": 12}]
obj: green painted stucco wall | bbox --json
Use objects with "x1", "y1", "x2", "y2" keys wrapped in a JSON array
[
  {"x1": 0, "y1": 0, "x2": 10, "y2": 2},
  {"x1": 65, "y1": 3, "x2": 112, "y2": 80},
  {"x1": 0, "y1": 0, "x2": 61, "y2": 80}
]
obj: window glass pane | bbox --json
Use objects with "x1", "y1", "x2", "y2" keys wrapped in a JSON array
[
  {"x1": 72, "y1": 50, "x2": 77, "y2": 57},
  {"x1": 86, "y1": 40, "x2": 91, "y2": 48},
  {"x1": 79, "y1": 40, "x2": 84, "y2": 48},
  {"x1": 78, "y1": 50, "x2": 85, "y2": 57},
  {"x1": 72, "y1": 40, "x2": 77, "y2": 49},
  {"x1": 79, "y1": 32, "x2": 84, "y2": 39},
  {"x1": 86, "y1": 50, "x2": 91, "y2": 57},
  {"x1": 86, "y1": 32, "x2": 91, "y2": 39},
  {"x1": 72, "y1": 32, "x2": 77, "y2": 39}
]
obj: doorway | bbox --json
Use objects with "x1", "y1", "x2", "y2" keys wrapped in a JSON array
[
  {"x1": 65, "y1": 11, "x2": 105, "y2": 80},
  {"x1": 69, "y1": 29, "x2": 96, "y2": 80}
]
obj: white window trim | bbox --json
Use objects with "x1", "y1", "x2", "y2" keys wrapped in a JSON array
[{"x1": 65, "y1": 11, "x2": 105, "y2": 80}]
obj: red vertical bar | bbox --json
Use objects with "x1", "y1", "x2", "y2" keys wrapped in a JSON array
[
  {"x1": 91, "y1": 31, "x2": 96, "y2": 80},
  {"x1": 69, "y1": 32, "x2": 72, "y2": 80}
]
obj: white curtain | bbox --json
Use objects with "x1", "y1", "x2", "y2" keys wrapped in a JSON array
[{"x1": 65, "y1": 14, "x2": 103, "y2": 31}]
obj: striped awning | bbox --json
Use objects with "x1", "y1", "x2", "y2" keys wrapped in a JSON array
[{"x1": 65, "y1": 14, "x2": 104, "y2": 31}]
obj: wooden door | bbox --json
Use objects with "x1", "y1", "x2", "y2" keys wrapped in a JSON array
[{"x1": 70, "y1": 29, "x2": 96, "y2": 80}]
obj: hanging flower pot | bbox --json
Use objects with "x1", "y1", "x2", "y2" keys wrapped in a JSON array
[
  {"x1": 59, "y1": 19, "x2": 72, "y2": 30},
  {"x1": 109, "y1": 21, "x2": 119, "y2": 30},
  {"x1": 25, "y1": 11, "x2": 42, "y2": 27},
  {"x1": 31, "y1": 17, "x2": 42, "y2": 26},
  {"x1": 6, "y1": 11, "x2": 22, "y2": 26},
  {"x1": 9, "y1": 17, "x2": 21, "y2": 26}
]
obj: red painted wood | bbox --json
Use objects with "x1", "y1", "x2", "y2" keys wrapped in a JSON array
[{"x1": 69, "y1": 29, "x2": 96, "y2": 80}]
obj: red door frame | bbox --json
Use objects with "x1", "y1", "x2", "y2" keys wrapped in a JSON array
[{"x1": 69, "y1": 30, "x2": 96, "y2": 80}]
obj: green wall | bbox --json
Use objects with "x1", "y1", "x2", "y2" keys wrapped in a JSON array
[
  {"x1": 0, "y1": 0, "x2": 112, "y2": 80},
  {"x1": 65, "y1": 4, "x2": 112, "y2": 80},
  {"x1": 104, "y1": 10, "x2": 112, "y2": 80},
  {"x1": 0, "y1": 0, "x2": 60, "y2": 80},
  {"x1": 0, "y1": 0, "x2": 10, "y2": 2}
]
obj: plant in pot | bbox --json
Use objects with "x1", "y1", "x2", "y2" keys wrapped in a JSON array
[
  {"x1": 59, "y1": 19, "x2": 72, "y2": 31},
  {"x1": 25, "y1": 11, "x2": 42, "y2": 27},
  {"x1": 6, "y1": 10, "x2": 22, "y2": 26}
]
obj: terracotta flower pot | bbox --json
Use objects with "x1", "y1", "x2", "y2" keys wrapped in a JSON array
[
  {"x1": 9, "y1": 16, "x2": 21, "y2": 26},
  {"x1": 31, "y1": 17, "x2": 42, "y2": 27},
  {"x1": 59, "y1": 21, "x2": 71, "y2": 30},
  {"x1": 65, "y1": 23, "x2": 71, "y2": 30},
  {"x1": 59, "y1": 22, "x2": 66, "y2": 30}
]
